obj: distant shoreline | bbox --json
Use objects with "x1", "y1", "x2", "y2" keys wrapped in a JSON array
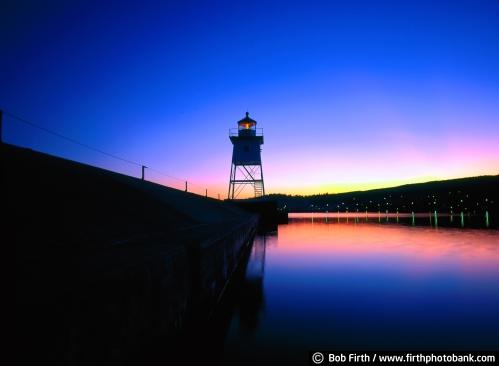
[{"x1": 254, "y1": 175, "x2": 499, "y2": 216}]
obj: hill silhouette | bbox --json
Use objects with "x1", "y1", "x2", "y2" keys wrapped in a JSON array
[{"x1": 261, "y1": 175, "x2": 499, "y2": 214}]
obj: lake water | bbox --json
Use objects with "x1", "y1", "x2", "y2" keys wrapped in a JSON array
[{"x1": 221, "y1": 213, "x2": 499, "y2": 365}]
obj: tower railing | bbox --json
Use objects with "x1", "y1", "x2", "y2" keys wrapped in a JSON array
[{"x1": 229, "y1": 128, "x2": 263, "y2": 137}]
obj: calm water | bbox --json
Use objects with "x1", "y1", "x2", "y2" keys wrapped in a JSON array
[{"x1": 221, "y1": 214, "x2": 499, "y2": 365}]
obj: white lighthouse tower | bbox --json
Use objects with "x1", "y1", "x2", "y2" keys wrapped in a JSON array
[{"x1": 228, "y1": 112, "x2": 265, "y2": 199}]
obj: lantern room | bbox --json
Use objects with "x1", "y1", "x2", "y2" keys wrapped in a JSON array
[{"x1": 237, "y1": 112, "x2": 257, "y2": 136}]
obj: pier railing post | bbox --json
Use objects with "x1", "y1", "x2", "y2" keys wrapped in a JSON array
[
  {"x1": 141, "y1": 165, "x2": 147, "y2": 180},
  {"x1": 185, "y1": 181, "x2": 188, "y2": 192},
  {"x1": 0, "y1": 109, "x2": 3, "y2": 144}
]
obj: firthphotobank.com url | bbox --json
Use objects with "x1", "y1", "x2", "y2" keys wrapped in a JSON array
[{"x1": 310, "y1": 352, "x2": 497, "y2": 364}]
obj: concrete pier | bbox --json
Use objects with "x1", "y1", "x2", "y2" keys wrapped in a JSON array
[
  {"x1": 5, "y1": 143, "x2": 258, "y2": 365},
  {"x1": 231, "y1": 199, "x2": 288, "y2": 231}
]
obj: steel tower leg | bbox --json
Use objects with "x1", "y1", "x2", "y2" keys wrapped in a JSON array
[
  {"x1": 227, "y1": 163, "x2": 233, "y2": 199},
  {"x1": 260, "y1": 163, "x2": 265, "y2": 196}
]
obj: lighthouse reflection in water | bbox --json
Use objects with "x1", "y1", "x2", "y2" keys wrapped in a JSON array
[{"x1": 221, "y1": 214, "x2": 499, "y2": 365}]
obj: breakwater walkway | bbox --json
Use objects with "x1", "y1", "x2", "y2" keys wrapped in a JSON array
[{"x1": 6, "y1": 143, "x2": 258, "y2": 365}]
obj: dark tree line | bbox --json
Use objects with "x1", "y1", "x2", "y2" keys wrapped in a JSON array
[{"x1": 258, "y1": 175, "x2": 499, "y2": 214}]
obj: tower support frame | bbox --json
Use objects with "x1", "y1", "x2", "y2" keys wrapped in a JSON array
[{"x1": 228, "y1": 163, "x2": 265, "y2": 199}]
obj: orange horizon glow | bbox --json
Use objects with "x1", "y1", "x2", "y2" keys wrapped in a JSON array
[{"x1": 138, "y1": 171, "x2": 499, "y2": 199}]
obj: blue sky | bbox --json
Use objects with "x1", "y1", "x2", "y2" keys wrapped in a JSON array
[{"x1": 2, "y1": 0, "x2": 498, "y2": 196}]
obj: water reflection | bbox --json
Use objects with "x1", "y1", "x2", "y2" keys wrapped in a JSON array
[
  {"x1": 238, "y1": 236, "x2": 266, "y2": 334},
  {"x1": 287, "y1": 211, "x2": 496, "y2": 229},
  {"x1": 222, "y1": 215, "x2": 499, "y2": 365}
]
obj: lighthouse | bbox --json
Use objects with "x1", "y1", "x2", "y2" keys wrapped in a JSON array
[{"x1": 228, "y1": 112, "x2": 265, "y2": 199}]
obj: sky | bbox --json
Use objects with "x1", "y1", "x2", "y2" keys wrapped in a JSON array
[{"x1": 2, "y1": 0, "x2": 499, "y2": 197}]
